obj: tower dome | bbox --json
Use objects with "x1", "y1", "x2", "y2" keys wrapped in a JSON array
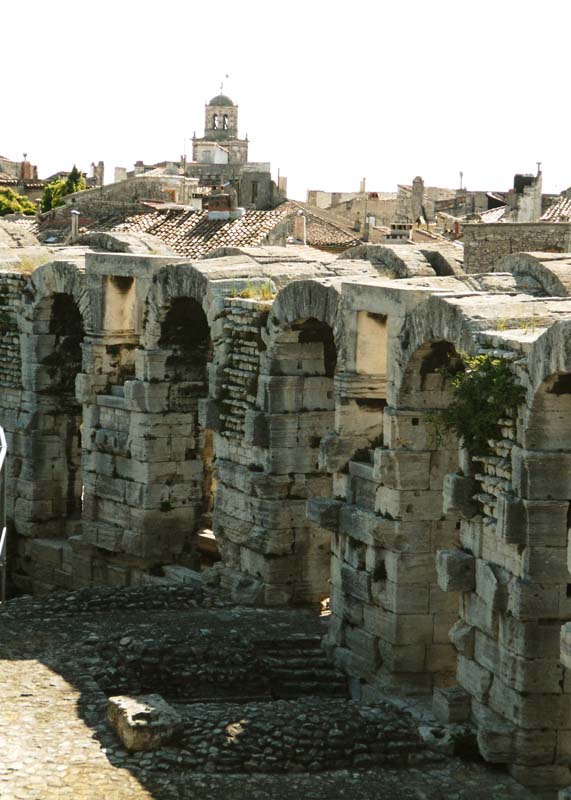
[{"x1": 208, "y1": 94, "x2": 234, "y2": 107}]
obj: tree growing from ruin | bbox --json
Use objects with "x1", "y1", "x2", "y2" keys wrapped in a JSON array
[
  {"x1": 441, "y1": 353, "x2": 526, "y2": 454},
  {"x1": 0, "y1": 187, "x2": 36, "y2": 216},
  {"x1": 41, "y1": 166, "x2": 87, "y2": 212}
]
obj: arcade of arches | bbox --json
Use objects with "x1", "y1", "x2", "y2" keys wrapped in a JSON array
[{"x1": 3, "y1": 245, "x2": 571, "y2": 787}]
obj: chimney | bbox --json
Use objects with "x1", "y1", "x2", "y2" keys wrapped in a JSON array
[
  {"x1": 95, "y1": 161, "x2": 105, "y2": 187},
  {"x1": 134, "y1": 160, "x2": 145, "y2": 176},
  {"x1": 70, "y1": 210, "x2": 80, "y2": 243},
  {"x1": 114, "y1": 167, "x2": 127, "y2": 183},
  {"x1": 359, "y1": 177, "x2": 366, "y2": 194},
  {"x1": 293, "y1": 211, "x2": 307, "y2": 245},
  {"x1": 20, "y1": 159, "x2": 32, "y2": 181}
]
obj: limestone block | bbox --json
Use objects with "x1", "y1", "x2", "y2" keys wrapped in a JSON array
[
  {"x1": 240, "y1": 548, "x2": 297, "y2": 585},
  {"x1": 509, "y1": 764, "x2": 571, "y2": 787},
  {"x1": 30, "y1": 538, "x2": 65, "y2": 568},
  {"x1": 442, "y1": 473, "x2": 478, "y2": 518},
  {"x1": 522, "y1": 544, "x2": 570, "y2": 583},
  {"x1": 459, "y1": 516, "x2": 484, "y2": 558},
  {"x1": 475, "y1": 560, "x2": 509, "y2": 612},
  {"x1": 489, "y1": 678, "x2": 571, "y2": 730},
  {"x1": 318, "y1": 432, "x2": 373, "y2": 473},
  {"x1": 495, "y1": 493, "x2": 525, "y2": 545},
  {"x1": 198, "y1": 398, "x2": 221, "y2": 431},
  {"x1": 256, "y1": 375, "x2": 334, "y2": 413},
  {"x1": 433, "y1": 613, "x2": 460, "y2": 644},
  {"x1": 375, "y1": 486, "x2": 444, "y2": 521},
  {"x1": 559, "y1": 789, "x2": 571, "y2": 800},
  {"x1": 333, "y1": 644, "x2": 375, "y2": 681},
  {"x1": 512, "y1": 446, "x2": 571, "y2": 500},
  {"x1": 220, "y1": 568, "x2": 264, "y2": 605},
  {"x1": 428, "y1": 583, "x2": 460, "y2": 615},
  {"x1": 429, "y1": 448, "x2": 460, "y2": 489},
  {"x1": 134, "y1": 349, "x2": 168, "y2": 382},
  {"x1": 508, "y1": 578, "x2": 560, "y2": 620},
  {"x1": 344, "y1": 538, "x2": 366, "y2": 570},
  {"x1": 432, "y1": 686, "x2": 471, "y2": 724},
  {"x1": 331, "y1": 592, "x2": 364, "y2": 626},
  {"x1": 500, "y1": 614, "x2": 561, "y2": 660},
  {"x1": 457, "y1": 655, "x2": 492, "y2": 702},
  {"x1": 341, "y1": 563, "x2": 372, "y2": 603},
  {"x1": 377, "y1": 607, "x2": 434, "y2": 646},
  {"x1": 377, "y1": 638, "x2": 426, "y2": 672},
  {"x1": 123, "y1": 381, "x2": 169, "y2": 413},
  {"x1": 374, "y1": 578, "x2": 430, "y2": 614},
  {"x1": 107, "y1": 694, "x2": 181, "y2": 751},
  {"x1": 373, "y1": 448, "x2": 431, "y2": 491},
  {"x1": 436, "y1": 549, "x2": 475, "y2": 592},
  {"x1": 426, "y1": 643, "x2": 456, "y2": 672},
  {"x1": 475, "y1": 629, "x2": 564, "y2": 694},
  {"x1": 364, "y1": 543, "x2": 386, "y2": 576},
  {"x1": 345, "y1": 626, "x2": 381, "y2": 673},
  {"x1": 561, "y1": 623, "x2": 571, "y2": 671},
  {"x1": 305, "y1": 498, "x2": 343, "y2": 532},
  {"x1": 384, "y1": 551, "x2": 436, "y2": 585},
  {"x1": 383, "y1": 408, "x2": 455, "y2": 451},
  {"x1": 474, "y1": 703, "x2": 556, "y2": 766},
  {"x1": 462, "y1": 592, "x2": 497, "y2": 637}
]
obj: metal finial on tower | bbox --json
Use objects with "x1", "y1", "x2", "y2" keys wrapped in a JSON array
[{"x1": 220, "y1": 74, "x2": 229, "y2": 93}]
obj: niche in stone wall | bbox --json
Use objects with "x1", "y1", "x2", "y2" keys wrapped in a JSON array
[
  {"x1": 103, "y1": 275, "x2": 136, "y2": 335},
  {"x1": 355, "y1": 312, "x2": 387, "y2": 376}
]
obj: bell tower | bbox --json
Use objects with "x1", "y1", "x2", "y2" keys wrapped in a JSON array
[{"x1": 192, "y1": 89, "x2": 248, "y2": 165}]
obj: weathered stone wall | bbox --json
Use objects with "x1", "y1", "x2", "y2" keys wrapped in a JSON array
[
  {"x1": 464, "y1": 222, "x2": 571, "y2": 273},
  {"x1": 6, "y1": 242, "x2": 571, "y2": 787}
]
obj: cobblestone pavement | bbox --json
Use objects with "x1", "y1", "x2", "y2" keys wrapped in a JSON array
[{"x1": 0, "y1": 587, "x2": 541, "y2": 799}]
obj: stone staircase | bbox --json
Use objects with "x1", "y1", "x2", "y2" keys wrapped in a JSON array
[{"x1": 256, "y1": 633, "x2": 348, "y2": 699}]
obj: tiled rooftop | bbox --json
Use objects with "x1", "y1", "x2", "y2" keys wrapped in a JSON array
[
  {"x1": 78, "y1": 200, "x2": 360, "y2": 258},
  {"x1": 541, "y1": 195, "x2": 571, "y2": 223}
]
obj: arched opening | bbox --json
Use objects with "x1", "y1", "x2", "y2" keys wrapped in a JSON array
[
  {"x1": 267, "y1": 316, "x2": 338, "y2": 607},
  {"x1": 373, "y1": 338, "x2": 465, "y2": 688},
  {"x1": 39, "y1": 292, "x2": 85, "y2": 528},
  {"x1": 158, "y1": 297, "x2": 217, "y2": 566},
  {"x1": 45, "y1": 293, "x2": 85, "y2": 521}
]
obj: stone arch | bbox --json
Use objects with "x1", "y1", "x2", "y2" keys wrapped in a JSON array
[
  {"x1": 137, "y1": 264, "x2": 221, "y2": 569},
  {"x1": 23, "y1": 260, "x2": 92, "y2": 333},
  {"x1": 264, "y1": 279, "x2": 343, "y2": 359},
  {"x1": 393, "y1": 294, "x2": 480, "y2": 406},
  {"x1": 453, "y1": 334, "x2": 571, "y2": 786},
  {"x1": 369, "y1": 297, "x2": 484, "y2": 689},
  {"x1": 213, "y1": 279, "x2": 345, "y2": 605},
  {"x1": 338, "y1": 244, "x2": 435, "y2": 279},
  {"x1": 142, "y1": 263, "x2": 212, "y2": 349},
  {"x1": 14, "y1": 262, "x2": 91, "y2": 576},
  {"x1": 490, "y1": 252, "x2": 571, "y2": 298}
]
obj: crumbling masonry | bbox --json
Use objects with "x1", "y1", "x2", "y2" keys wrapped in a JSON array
[{"x1": 4, "y1": 241, "x2": 571, "y2": 787}]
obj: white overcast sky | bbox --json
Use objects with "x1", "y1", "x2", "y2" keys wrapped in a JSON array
[{"x1": 3, "y1": 0, "x2": 570, "y2": 199}]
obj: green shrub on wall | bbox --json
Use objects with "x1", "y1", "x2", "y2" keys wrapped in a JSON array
[
  {"x1": 0, "y1": 187, "x2": 35, "y2": 216},
  {"x1": 442, "y1": 353, "x2": 525, "y2": 454}
]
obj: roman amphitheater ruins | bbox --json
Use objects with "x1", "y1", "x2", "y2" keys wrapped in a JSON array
[{"x1": 5, "y1": 227, "x2": 571, "y2": 791}]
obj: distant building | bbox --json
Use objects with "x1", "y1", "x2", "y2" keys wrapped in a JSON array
[
  {"x1": 123, "y1": 91, "x2": 285, "y2": 211},
  {"x1": 0, "y1": 154, "x2": 44, "y2": 201}
]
